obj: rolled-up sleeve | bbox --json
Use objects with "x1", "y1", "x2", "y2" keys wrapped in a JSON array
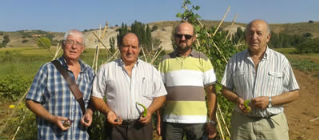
[{"x1": 26, "y1": 65, "x2": 48, "y2": 103}]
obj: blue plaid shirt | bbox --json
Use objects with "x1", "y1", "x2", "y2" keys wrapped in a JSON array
[{"x1": 26, "y1": 57, "x2": 94, "y2": 140}]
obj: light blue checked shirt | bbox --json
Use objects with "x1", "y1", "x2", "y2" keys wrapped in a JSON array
[{"x1": 26, "y1": 57, "x2": 94, "y2": 140}]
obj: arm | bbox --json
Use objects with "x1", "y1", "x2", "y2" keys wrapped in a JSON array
[
  {"x1": 252, "y1": 90, "x2": 299, "y2": 109},
  {"x1": 139, "y1": 95, "x2": 166, "y2": 124},
  {"x1": 205, "y1": 84, "x2": 217, "y2": 139},
  {"x1": 26, "y1": 99, "x2": 69, "y2": 130},
  {"x1": 90, "y1": 96, "x2": 122, "y2": 125},
  {"x1": 156, "y1": 110, "x2": 162, "y2": 136},
  {"x1": 80, "y1": 107, "x2": 93, "y2": 127},
  {"x1": 222, "y1": 87, "x2": 249, "y2": 113}
]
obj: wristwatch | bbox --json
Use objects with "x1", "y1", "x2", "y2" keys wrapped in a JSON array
[
  {"x1": 268, "y1": 96, "x2": 272, "y2": 108},
  {"x1": 208, "y1": 120, "x2": 217, "y2": 126}
]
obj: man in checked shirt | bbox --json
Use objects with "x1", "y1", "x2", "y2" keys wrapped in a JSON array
[{"x1": 26, "y1": 30, "x2": 94, "y2": 140}]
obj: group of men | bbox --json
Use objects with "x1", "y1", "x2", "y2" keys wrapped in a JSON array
[{"x1": 26, "y1": 19, "x2": 299, "y2": 140}]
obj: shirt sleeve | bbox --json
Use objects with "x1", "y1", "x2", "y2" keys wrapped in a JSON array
[
  {"x1": 91, "y1": 66, "x2": 107, "y2": 99},
  {"x1": 152, "y1": 67, "x2": 167, "y2": 97},
  {"x1": 283, "y1": 58, "x2": 300, "y2": 91},
  {"x1": 221, "y1": 57, "x2": 234, "y2": 90},
  {"x1": 203, "y1": 59, "x2": 216, "y2": 86},
  {"x1": 26, "y1": 64, "x2": 48, "y2": 103}
]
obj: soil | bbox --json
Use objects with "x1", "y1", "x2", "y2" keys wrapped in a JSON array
[{"x1": 285, "y1": 70, "x2": 319, "y2": 140}]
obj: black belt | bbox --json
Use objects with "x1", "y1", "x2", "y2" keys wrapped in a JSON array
[
  {"x1": 122, "y1": 119, "x2": 138, "y2": 125},
  {"x1": 246, "y1": 114, "x2": 278, "y2": 128}
]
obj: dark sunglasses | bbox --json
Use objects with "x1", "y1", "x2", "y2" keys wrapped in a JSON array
[{"x1": 175, "y1": 34, "x2": 193, "y2": 40}]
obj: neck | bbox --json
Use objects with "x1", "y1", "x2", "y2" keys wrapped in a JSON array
[
  {"x1": 249, "y1": 47, "x2": 266, "y2": 59},
  {"x1": 64, "y1": 57, "x2": 79, "y2": 67}
]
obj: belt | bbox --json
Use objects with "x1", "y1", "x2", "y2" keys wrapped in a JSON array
[
  {"x1": 121, "y1": 119, "x2": 138, "y2": 125},
  {"x1": 246, "y1": 114, "x2": 278, "y2": 128},
  {"x1": 247, "y1": 114, "x2": 277, "y2": 119}
]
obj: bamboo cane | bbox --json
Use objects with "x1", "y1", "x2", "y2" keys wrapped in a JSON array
[
  {"x1": 150, "y1": 48, "x2": 164, "y2": 64},
  {"x1": 212, "y1": 6, "x2": 230, "y2": 37},
  {"x1": 141, "y1": 47, "x2": 148, "y2": 63},
  {"x1": 217, "y1": 104, "x2": 231, "y2": 136},
  {"x1": 52, "y1": 42, "x2": 61, "y2": 60},
  {"x1": 224, "y1": 14, "x2": 238, "y2": 42},
  {"x1": 216, "y1": 111, "x2": 225, "y2": 140}
]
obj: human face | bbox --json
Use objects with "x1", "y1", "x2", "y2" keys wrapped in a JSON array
[
  {"x1": 175, "y1": 23, "x2": 195, "y2": 53},
  {"x1": 120, "y1": 34, "x2": 140, "y2": 65},
  {"x1": 245, "y1": 20, "x2": 270, "y2": 54},
  {"x1": 63, "y1": 33, "x2": 84, "y2": 61}
]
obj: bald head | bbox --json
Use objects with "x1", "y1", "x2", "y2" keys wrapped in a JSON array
[
  {"x1": 246, "y1": 19, "x2": 270, "y2": 35},
  {"x1": 175, "y1": 22, "x2": 195, "y2": 36},
  {"x1": 119, "y1": 32, "x2": 139, "y2": 47}
]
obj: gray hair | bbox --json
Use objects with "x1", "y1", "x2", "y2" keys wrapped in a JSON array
[{"x1": 63, "y1": 29, "x2": 85, "y2": 45}]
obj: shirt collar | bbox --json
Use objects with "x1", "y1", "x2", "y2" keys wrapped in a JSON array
[
  {"x1": 58, "y1": 56, "x2": 88, "y2": 73},
  {"x1": 118, "y1": 58, "x2": 140, "y2": 67},
  {"x1": 245, "y1": 46, "x2": 270, "y2": 60},
  {"x1": 172, "y1": 48, "x2": 197, "y2": 58}
]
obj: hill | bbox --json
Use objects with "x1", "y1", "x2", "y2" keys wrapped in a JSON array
[{"x1": 0, "y1": 20, "x2": 318, "y2": 51}]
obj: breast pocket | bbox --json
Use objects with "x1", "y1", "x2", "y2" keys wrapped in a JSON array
[
  {"x1": 268, "y1": 71, "x2": 283, "y2": 89},
  {"x1": 140, "y1": 77, "x2": 153, "y2": 100}
]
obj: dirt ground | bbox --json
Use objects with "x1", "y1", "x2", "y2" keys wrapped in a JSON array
[{"x1": 285, "y1": 70, "x2": 319, "y2": 140}]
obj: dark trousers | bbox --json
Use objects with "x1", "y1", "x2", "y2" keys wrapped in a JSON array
[
  {"x1": 162, "y1": 122, "x2": 205, "y2": 140},
  {"x1": 105, "y1": 120, "x2": 153, "y2": 140}
]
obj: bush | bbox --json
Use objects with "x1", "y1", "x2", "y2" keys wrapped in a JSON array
[
  {"x1": 37, "y1": 37, "x2": 51, "y2": 49},
  {"x1": 0, "y1": 74, "x2": 30, "y2": 101}
]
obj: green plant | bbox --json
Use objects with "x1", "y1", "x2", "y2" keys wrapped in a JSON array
[
  {"x1": 37, "y1": 37, "x2": 51, "y2": 49},
  {"x1": 0, "y1": 74, "x2": 30, "y2": 101}
]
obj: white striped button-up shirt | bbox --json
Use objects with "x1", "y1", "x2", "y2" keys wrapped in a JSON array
[
  {"x1": 221, "y1": 47, "x2": 299, "y2": 117},
  {"x1": 92, "y1": 59, "x2": 167, "y2": 120}
]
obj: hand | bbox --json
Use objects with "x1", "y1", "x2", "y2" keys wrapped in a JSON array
[
  {"x1": 139, "y1": 110, "x2": 152, "y2": 124},
  {"x1": 107, "y1": 111, "x2": 122, "y2": 125},
  {"x1": 81, "y1": 109, "x2": 93, "y2": 127},
  {"x1": 156, "y1": 118, "x2": 161, "y2": 136},
  {"x1": 206, "y1": 123, "x2": 217, "y2": 139},
  {"x1": 236, "y1": 97, "x2": 250, "y2": 113},
  {"x1": 251, "y1": 96, "x2": 269, "y2": 109},
  {"x1": 51, "y1": 116, "x2": 70, "y2": 131}
]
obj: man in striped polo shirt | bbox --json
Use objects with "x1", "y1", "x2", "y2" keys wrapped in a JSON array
[
  {"x1": 157, "y1": 22, "x2": 217, "y2": 140},
  {"x1": 221, "y1": 19, "x2": 300, "y2": 140}
]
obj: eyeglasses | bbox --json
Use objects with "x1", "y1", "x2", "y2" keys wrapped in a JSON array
[
  {"x1": 64, "y1": 40, "x2": 84, "y2": 47},
  {"x1": 175, "y1": 34, "x2": 193, "y2": 40}
]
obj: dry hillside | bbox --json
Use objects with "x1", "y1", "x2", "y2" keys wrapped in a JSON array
[{"x1": 0, "y1": 20, "x2": 317, "y2": 51}]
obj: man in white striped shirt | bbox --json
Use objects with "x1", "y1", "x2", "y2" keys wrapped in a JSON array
[
  {"x1": 91, "y1": 33, "x2": 167, "y2": 140},
  {"x1": 221, "y1": 19, "x2": 299, "y2": 140}
]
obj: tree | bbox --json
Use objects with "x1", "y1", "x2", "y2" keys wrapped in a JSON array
[
  {"x1": 37, "y1": 37, "x2": 51, "y2": 49},
  {"x1": 1, "y1": 35, "x2": 10, "y2": 48}
]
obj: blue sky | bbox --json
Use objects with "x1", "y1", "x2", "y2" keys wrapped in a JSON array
[{"x1": 0, "y1": 0, "x2": 318, "y2": 32}]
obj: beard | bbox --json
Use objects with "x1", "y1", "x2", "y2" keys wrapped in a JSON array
[{"x1": 175, "y1": 44, "x2": 192, "y2": 55}]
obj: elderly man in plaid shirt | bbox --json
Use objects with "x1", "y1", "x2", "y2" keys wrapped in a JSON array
[{"x1": 26, "y1": 29, "x2": 94, "y2": 140}]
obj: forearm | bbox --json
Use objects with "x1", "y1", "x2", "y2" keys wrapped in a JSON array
[
  {"x1": 90, "y1": 96, "x2": 112, "y2": 116},
  {"x1": 206, "y1": 85, "x2": 217, "y2": 121},
  {"x1": 147, "y1": 96, "x2": 166, "y2": 114},
  {"x1": 25, "y1": 100, "x2": 54, "y2": 122},
  {"x1": 272, "y1": 90, "x2": 299, "y2": 106},
  {"x1": 222, "y1": 86, "x2": 239, "y2": 103}
]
